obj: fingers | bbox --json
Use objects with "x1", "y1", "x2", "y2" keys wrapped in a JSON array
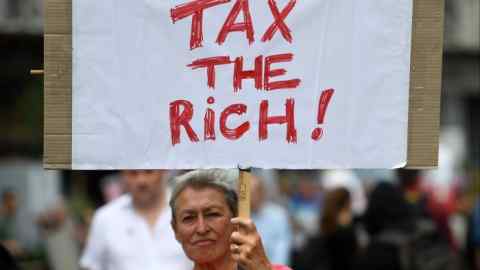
[
  {"x1": 231, "y1": 251, "x2": 249, "y2": 267},
  {"x1": 231, "y1": 230, "x2": 256, "y2": 247},
  {"x1": 231, "y1": 243, "x2": 271, "y2": 270},
  {"x1": 230, "y1": 218, "x2": 272, "y2": 270},
  {"x1": 231, "y1": 217, "x2": 256, "y2": 232},
  {"x1": 230, "y1": 242, "x2": 254, "y2": 269},
  {"x1": 229, "y1": 219, "x2": 258, "y2": 261},
  {"x1": 230, "y1": 218, "x2": 259, "y2": 248},
  {"x1": 230, "y1": 243, "x2": 253, "y2": 257}
]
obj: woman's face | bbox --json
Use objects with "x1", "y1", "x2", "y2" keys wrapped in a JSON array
[{"x1": 172, "y1": 186, "x2": 234, "y2": 264}]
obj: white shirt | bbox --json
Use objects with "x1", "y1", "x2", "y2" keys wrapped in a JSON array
[
  {"x1": 80, "y1": 195, "x2": 192, "y2": 270},
  {"x1": 252, "y1": 202, "x2": 292, "y2": 265}
]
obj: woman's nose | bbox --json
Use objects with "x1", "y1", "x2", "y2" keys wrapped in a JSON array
[{"x1": 196, "y1": 216, "x2": 209, "y2": 234}]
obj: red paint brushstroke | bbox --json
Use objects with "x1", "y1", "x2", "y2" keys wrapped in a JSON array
[
  {"x1": 220, "y1": 104, "x2": 250, "y2": 140},
  {"x1": 310, "y1": 127, "x2": 323, "y2": 141},
  {"x1": 259, "y1": 99, "x2": 297, "y2": 143},
  {"x1": 188, "y1": 56, "x2": 232, "y2": 89},
  {"x1": 261, "y1": 0, "x2": 296, "y2": 43},
  {"x1": 264, "y1": 53, "x2": 301, "y2": 91},
  {"x1": 311, "y1": 89, "x2": 335, "y2": 141},
  {"x1": 216, "y1": 0, "x2": 254, "y2": 45},
  {"x1": 170, "y1": 100, "x2": 200, "y2": 145},
  {"x1": 204, "y1": 97, "x2": 216, "y2": 141},
  {"x1": 171, "y1": 0, "x2": 230, "y2": 50},
  {"x1": 233, "y1": 55, "x2": 263, "y2": 92},
  {"x1": 204, "y1": 108, "x2": 216, "y2": 140}
]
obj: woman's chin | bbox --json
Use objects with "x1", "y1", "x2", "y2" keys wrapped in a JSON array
[{"x1": 186, "y1": 248, "x2": 219, "y2": 263}]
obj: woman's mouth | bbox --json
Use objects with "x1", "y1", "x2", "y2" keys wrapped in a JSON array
[{"x1": 193, "y1": 239, "x2": 215, "y2": 247}]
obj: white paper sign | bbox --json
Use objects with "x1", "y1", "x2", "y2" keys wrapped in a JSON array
[{"x1": 73, "y1": 0, "x2": 413, "y2": 169}]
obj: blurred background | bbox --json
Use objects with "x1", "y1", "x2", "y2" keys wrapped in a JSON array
[{"x1": 0, "y1": 0, "x2": 478, "y2": 269}]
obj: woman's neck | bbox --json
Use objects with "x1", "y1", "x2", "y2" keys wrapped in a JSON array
[{"x1": 193, "y1": 256, "x2": 237, "y2": 270}]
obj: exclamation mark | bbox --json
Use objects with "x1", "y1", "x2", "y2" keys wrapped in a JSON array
[{"x1": 311, "y1": 88, "x2": 335, "y2": 141}]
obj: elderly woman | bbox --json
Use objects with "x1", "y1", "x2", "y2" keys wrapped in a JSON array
[{"x1": 169, "y1": 169, "x2": 292, "y2": 270}]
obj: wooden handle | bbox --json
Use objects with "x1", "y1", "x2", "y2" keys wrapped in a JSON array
[{"x1": 238, "y1": 169, "x2": 251, "y2": 219}]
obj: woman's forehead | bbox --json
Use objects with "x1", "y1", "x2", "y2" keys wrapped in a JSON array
[{"x1": 176, "y1": 186, "x2": 228, "y2": 210}]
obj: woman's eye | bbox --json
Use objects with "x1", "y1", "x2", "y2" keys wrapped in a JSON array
[
  {"x1": 182, "y1": 216, "x2": 194, "y2": 223},
  {"x1": 206, "y1": 212, "x2": 221, "y2": 218}
]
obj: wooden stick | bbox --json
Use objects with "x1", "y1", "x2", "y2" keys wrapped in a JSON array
[
  {"x1": 30, "y1": 69, "x2": 44, "y2": 75},
  {"x1": 238, "y1": 168, "x2": 252, "y2": 219}
]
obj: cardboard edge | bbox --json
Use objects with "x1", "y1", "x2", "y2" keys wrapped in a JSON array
[
  {"x1": 405, "y1": 0, "x2": 444, "y2": 168},
  {"x1": 43, "y1": 0, "x2": 72, "y2": 170}
]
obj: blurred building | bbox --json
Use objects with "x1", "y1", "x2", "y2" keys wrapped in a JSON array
[
  {"x1": 443, "y1": 0, "x2": 479, "y2": 177},
  {"x1": 0, "y1": 0, "x2": 43, "y2": 34},
  {"x1": 0, "y1": 0, "x2": 43, "y2": 158},
  {"x1": 0, "y1": 0, "x2": 47, "y2": 248}
]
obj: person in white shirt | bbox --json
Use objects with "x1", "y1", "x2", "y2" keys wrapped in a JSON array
[
  {"x1": 80, "y1": 170, "x2": 192, "y2": 270},
  {"x1": 250, "y1": 174, "x2": 293, "y2": 266}
]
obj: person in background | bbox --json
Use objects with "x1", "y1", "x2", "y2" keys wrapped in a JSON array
[
  {"x1": 396, "y1": 169, "x2": 428, "y2": 218},
  {"x1": 355, "y1": 182, "x2": 415, "y2": 270},
  {"x1": 0, "y1": 242, "x2": 19, "y2": 270},
  {"x1": 473, "y1": 198, "x2": 480, "y2": 270},
  {"x1": 0, "y1": 189, "x2": 24, "y2": 258},
  {"x1": 169, "y1": 169, "x2": 292, "y2": 270},
  {"x1": 287, "y1": 171, "x2": 323, "y2": 268},
  {"x1": 447, "y1": 183, "x2": 477, "y2": 270},
  {"x1": 295, "y1": 187, "x2": 357, "y2": 270},
  {"x1": 357, "y1": 182, "x2": 458, "y2": 270},
  {"x1": 320, "y1": 187, "x2": 357, "y2": 270},
  {"x1": 288, "y1": 172, "x2": 323, "y2": 245},
  {"x1": 100, "y1": 173, "x2": 125, "y2": 203},
  {"x1": 322, "y1": 170, "x2": 367, "y2": 218},
  {"x1": 80, "y1": 170, "x2": 192, "y2": 270},
  {"x1": 397, "y1": 169, "x2": 455, "y2": 245},
  {"x1": 250, "y1": 174, "x2": 292, "y2": 265}
]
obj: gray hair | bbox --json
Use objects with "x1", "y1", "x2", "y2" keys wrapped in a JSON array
[{"x1": 169, "y1": 169, "x2": 239, "y2": 223}]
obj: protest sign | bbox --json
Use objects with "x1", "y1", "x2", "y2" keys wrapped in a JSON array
[{"x1": 44, "y1": 0, "x2": 444, "y2": 169}]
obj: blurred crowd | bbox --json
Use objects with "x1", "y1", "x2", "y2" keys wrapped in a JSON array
[{"x1": 1, "y1": 168, "x2": 478, "y2": 270}]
